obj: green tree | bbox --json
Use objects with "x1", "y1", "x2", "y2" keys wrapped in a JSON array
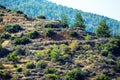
[
  {"x1": 95, "y1": 20, "x2": 111, "y2": 37},
  {"x1": 65, "y1": 68, "x2": 85, "y2": 80},
  {"x1": 50, "y1": 44, "x2": 60, "y2": 61},
  {"x1": 74, "y1": 12, "x2": 85, "y2": 28},
  {"x1": 61, "y1": 14, "x2": 68, "y2": 26}
]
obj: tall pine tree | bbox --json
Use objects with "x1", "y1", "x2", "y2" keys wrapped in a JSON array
[
  {"x1": 95, "y1": 20, "x2": 111, "y2": 37},
  {"x1": 74, "y1": 12, "x2": 85, "y2": 28}
]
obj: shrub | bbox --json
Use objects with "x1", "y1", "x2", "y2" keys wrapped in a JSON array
[
  {"x1": 0, "y1": 71, "x2": 12, "y2": 79},
  {"x1": 115, "y1": 61, "x2": 120, "y2": 73},
  {"x1": 14, "y1": 47, "x2": 26, "y2": 55},
  {"x1": 59, "y1": 55, "x2": 70, "y2": 65},
  {"x1": 60, "y1": 44, "x2": 71, "y2": 55},
  {"x1": 0, "y1": 46, "x2": 9, "y2": 57},
  {"x1": 0, "y1": 64, "x2": 4, "y2": 69},
  {"x1": 69, "y1": 31, "x2": 78, "y2": 37},
  {"x1": 69, "y1": 41, "x2": 79, "y2": 53},
  {"x1": 27, "y1": 30, "x2": 39, "y2": 39},
  {"x1": 7, "y1": 52, "x2": 19, "y2": 63},
  {"x1": 65, "y1": 68, "x2": 85, "y2": 80},
  {"x1": 5, "y1": 24, "x2": 22, "y2": 33},
  {"x1": 85, "y1": 34, "x2": 91, "y2": 40},
  {"x1": 0, "y1": 16, "x2": 3, "y2": 22},
  {"x1": 101, "y1": 38, "x2": 120, "y2": 56},
  {"x1": 0, "y1": 32, "x2": 11, "y2": 39},
  {"x1": 14, "y1": 36, "x2": 30, "y2": 45},
  {"x1": 45, "y1": 74, "x2": 60, "y2": 80},
  {"x1": 36, "y1": 60, "x2": 47, "y2": 69},
  {"x1": 16, "y1": 67, "x2": 22, "y2": 72},
  {"x1": 26, "y1": 62, "x2": 35, "y2": 69},
  {"x1": 45, "y1": 68, "x2": 57, "y2": 74},
  {"x1": 44, "y1": 28, "x2": 55, "y2": 37},
  {"x1": 13, "y1": 64, "x2": 17, "y2": 68},
  {"x1": 50, "y1": 45, "x2": 60, "y2": 61},
  {"x1": 94, "y1": 74, "x2": 111, "y2": 80},
  {"x1": 14, "y1": 10, "x2": 24, "y2": 14},
  {"x1": 37, "y1": 15, "x2": 46, "y2": 19}
]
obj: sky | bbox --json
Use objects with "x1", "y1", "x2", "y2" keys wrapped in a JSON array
[{"x1": 48, "y1": 0, "x2": 120, "y2": 21}]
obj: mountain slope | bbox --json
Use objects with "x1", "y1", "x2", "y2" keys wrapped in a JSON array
[
  {"x1": 0, "y1": 0, "x2": 120, "y2": 35},
  {"x1": 1, "y1": 5, "x2": 120, "y2": 80}
]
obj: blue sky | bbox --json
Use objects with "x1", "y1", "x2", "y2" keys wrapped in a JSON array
[{"x1": 48, "y1": 0, "x2": 120, "y2": 21}]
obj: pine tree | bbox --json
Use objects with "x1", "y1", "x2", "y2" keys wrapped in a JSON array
[
  {"x1": 74, "y1": 12, "x2": 85, "y2": 28},
  {"x1": 95, "y1": 20, "x2": 111, "y2": 37}
]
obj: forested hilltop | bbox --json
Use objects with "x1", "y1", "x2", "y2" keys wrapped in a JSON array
[{"x1": 0, "y1": 0, "x2": 120, "y2": 36}]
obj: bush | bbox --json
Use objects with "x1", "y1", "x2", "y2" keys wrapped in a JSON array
[
  {"x1": 60, "y1": 44, "x2": 71, "y2": 55},
  {"x1": 0, "y1": 16, "x2": 3, "y2": 22},
  {"x1": 45, "y1": 74, "x2": 60, "y2": 80},
  {"x1": 69, "y1": 31, "x2": 78, "y2": 37},
  {"x1": 101, "y1": 38, "x2": 120, "y2": 56},
  {"x1": 94, "y1": 74, "x2": 111, "y2": 80},
  {"x1": 65, "y1": 68, "x2": 85, "y2": 80},
  {"x1": 5, "y1": 24, "x2": 22, "y2": 33},
  {"x1": 115, "y1": 61, "x2": 120, "y2": 73},
  {"x1": 44, "y1": 28, "x2": 55, "y2": 37},
  {"x1": 0, "y1": 64, "x2": 4, "y2": 69},
  {"x1": 16, "y1": 67, "x2": 22, "y2": 72},
  {"x1": 27, "y1": 30, "x2": 39, "y2": 39},
  {"x1": 0, "y1": 71, "x2": 12, "y2": 79},
  {"x1": 36, "y1": 60, "x2": 47, "y2": 69},
  {"x1": 14, "y1": 47, "x2": 26, "y2": 55},
  {"x1": 50, "y1": 45, "x2": 60, "y2": 61},
  {"x1": 0, "y1": 46, "x2": 9, "y2": 57},
  {"x1": 14, "y1": 36, "x2": 30, "y2": 45},
  {"x1": 37, "y1": 15, "x2": 46, "y2": 19},
  {"x1": 14, "y1": 10, "x2": 24, "y2": 14},
  {"x1": 26, "y1": 62, "x2": 35, "y2": 69},
  {"x1": 69, "y1": 41, "x2": 79, "y2": 53},
  {"x1": 7, "y1": 52, "x2": 19, "y2": 63},
  {"x1": 45, "y1": 68, "x2": 57, "y2": 74},
  {"x1": 85, "y1": 34, "x2": 91, "y2": 40},
  {"x1": 0, "y1": 32, "x2": 11, "y2": 39}
]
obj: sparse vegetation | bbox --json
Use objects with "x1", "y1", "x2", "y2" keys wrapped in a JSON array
[
  {"x1": 26, "y1": 62, "x2": 35, "y2": 69},
  {"x1": 65, "y1": 68, "x2": 85, "y2": 80},
  {"x1": 85, "y1": 34, "x2": 91, "y2": 40},
  {"x1": 36, "y1": 60, "x2": 47, "y2": 69},
  {"x1": 0, "y1": 32, "x2": 11, "y2": 39},
  {"x1": 69, "y1": 31, "x2": 78, "y2": 37},
  {"x1": 16, "y1": 67, "x2": 22, "y2": 72},
  {"x1": 45, "y1": 74, "x2": 60, "y2": 80},
  {"x1": 14, "y1": 36, "x2": 30, "y2": 45},
  {"x1": 94, "y1": 74, "x2": 111, "y2": 80},
  {"x1": 0, "y1": 4, "x2": 120, "y2": 80},
  {"x1": 0, "y1": 64, "x2": 4, "y2": 69},
  {"x1": 27, "y1": 30, "x2": 39, "y2": 39},
  {"x1": 44, "y1": 28, "x2": 55, "y2": 37},
  {"x1": 5, "y1": 24, "x2": 22, "y2": 33},
  {"x1": 0, "y1": 16, "x2": 3, "y2": 22},
  {"x1": 37, "y1": 15, "x2": 46, "y2": 19}
]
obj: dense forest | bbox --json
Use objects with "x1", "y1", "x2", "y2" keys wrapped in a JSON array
[{"x1": 0, "y1": 0, "x2": 120, "y2": 36}]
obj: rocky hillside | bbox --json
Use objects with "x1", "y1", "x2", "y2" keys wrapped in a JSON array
[
  {"x1": 0, "y1": 0, "x2": 120, "y2": 36},
  {"x1": 0, "y1": 5, "x2": 120, "y2": 80}
]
